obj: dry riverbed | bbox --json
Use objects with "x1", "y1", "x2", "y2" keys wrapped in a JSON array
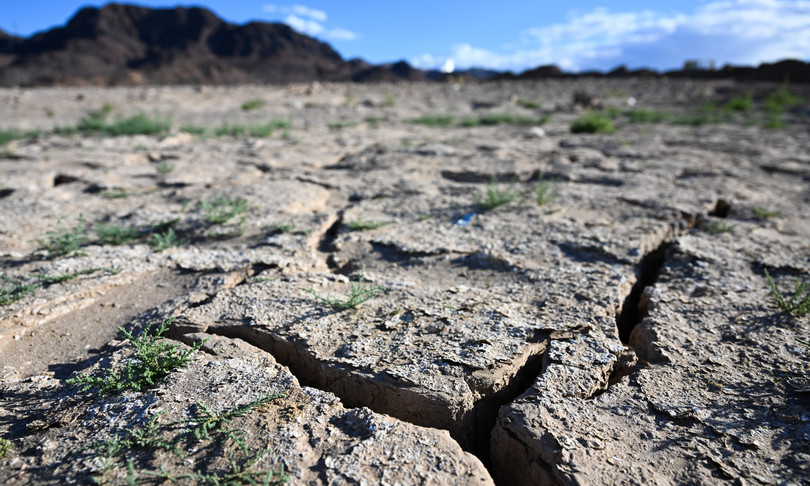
[{"x1": 1, "y1": 79, "x2": 809, "y2": 485}]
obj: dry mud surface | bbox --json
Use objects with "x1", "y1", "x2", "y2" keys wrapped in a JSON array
[{"x1": 1, "y1": 79, "x2": 809, "y2": 485}]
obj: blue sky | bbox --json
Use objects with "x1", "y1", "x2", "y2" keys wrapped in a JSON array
[{"x1": 2, "y1": 1, "x2": 809, "y2": 73}]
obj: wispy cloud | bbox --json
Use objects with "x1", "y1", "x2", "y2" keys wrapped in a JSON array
[
  {"x1": 411, "y1": 0, "x2": 810, "y2": 72},
  {"x1": 262, "y1": 4, "x2": 358, "y2": 41}
]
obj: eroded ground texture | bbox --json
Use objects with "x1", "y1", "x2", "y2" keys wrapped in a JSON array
[{"x1": 1, "y1": 80, "x2": 809, "y2": 485}]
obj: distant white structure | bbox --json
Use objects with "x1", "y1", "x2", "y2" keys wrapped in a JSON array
[{"x1": 441, "y1": 59, "x2": 455, "y2": 74}]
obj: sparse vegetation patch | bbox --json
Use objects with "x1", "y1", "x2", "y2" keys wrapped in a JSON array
[
  {"x1": 37, "y1": 214, "x2": 89, "y2": 257},
  {"x1": 477, "y1": 177, "x2": 519, "y2": 211},
  {"x1": 67, "y1": 317, "x2": 205, "y2": 394},
  {"x1": 570, "y1": 113, "x2": 615, "y2": 133},
  {"x1": 765, "y1": 268, "x2": 810, "y2": 318},
  {"x1": 241, "y1": 98, "x2": 265, "y2": 111},
  {"x1": 302, "y1": 266, "x2": 385, "y2": 311},
  {"x1": 201, "y1": 197, "x2": 248, "y2": 225}
]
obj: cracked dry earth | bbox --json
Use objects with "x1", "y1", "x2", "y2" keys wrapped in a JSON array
[{"x1": 1, "y1": 79, "x2": 809, "y2": 485}]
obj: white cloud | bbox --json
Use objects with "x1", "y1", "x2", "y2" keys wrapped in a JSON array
[
  {"x1": 291, "y1": 5, "x2": 326, "y2": 22},
  {"x1": 262, "y1": 4, "x2": 325, "y2": 21},
  {"x1": 411, "y1": 0, "x2": 810, "y2": 72},
  {"x1": 284, "y1": 14, "x2": 324, "y2": 36},
  {"x1": 263, "y1": 4, "x2": 358, "y2": 42},
  {"x1": 326, "y1": 28, "x2": 358, "y2": 41}
]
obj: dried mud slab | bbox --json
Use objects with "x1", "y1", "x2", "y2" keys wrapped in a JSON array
[
  {"x1": 1, "y1": 80, "x2": 809, "y2": 484},
  {"x1": 0, "y1": 334, "x2": 491, "y2": 484}
]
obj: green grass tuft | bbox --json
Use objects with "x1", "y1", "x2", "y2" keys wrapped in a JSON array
[
  {"x1": 201, "y1": 197, "x2": 248, "y2": 225},
  {"x1": 100, "y1": 188, "x2": 130, "y2": 199},
  {"x1": 724, "y1": 92, "x2": 753, "y2": 112},
  {"x1": 477, "y1": 177, "x2": 519, "y2": 211},
  {"x1": 516, "y1": 98, "x2": 541, "y2": 109},
  {"x1": 570, "y1": 113, "x2": 615, "y2": 133},
  {"x1": 765, "y1": 268, "x2": 810, "y2": 318},
  {"x1": 0, "y1": 437, "x2": 12, "y2": 458},
  {"x1": 625, "y1": 109, "x2": 668, "y2": 123},
  {"x1": 535, "y1": 179, "x2": 557, "y2": 206},
  {"x1": 408, "y1": 115, "x2": 455, "y2": 126},
  {"x1": 150, "y1": 228, "x2": 187, "y2": 252},
  {"x1": 751, "y1": 206, "x2": 782, "y2": 220},
  {"x1": 67, "y1": 317, "x2": 205, "y2": 394},
  {"x1": 346, "y1": 214, "x2": 393, "y2": 231},
  {"x1": 106, "y1": 114, "x2": 171, "y2": 136},
  {"x1": 0, "y1": 274, "x2": 39, "y2": 306},
  {"x1": 241, "y1": 99, "x2": 265, "y2": 111},
  {"x1": 37, "y1": 214, "x2": 89, "y2": 257},
  {"x1": 701, "y1": 219, "x2": 734, "y2": 234},
  {"x1": 214, "y1": 120, "x2": 290, "y2": 138},
  {"x1": 301, "y1": 266, "x2": 385, "y2": 311},
  {"x1": 97, "y1": 222, "x2": 141, "y2": 245},
  {"x1": 462, "y1": 113, "x2": 550, "y2": 127}
]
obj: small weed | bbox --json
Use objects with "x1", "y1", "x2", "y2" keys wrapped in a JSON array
[
  {"x1": 701, "y1": 219, "x2": 734, "y2": 234},
  {"x1": 152, "y1": 447, "x2": 288, "y2": 485},
  {"x1": 0, "y1": 274, "x2": 39, "y2": 306},
  {"x1": 462, "y1": 113, "x2": 550, "y2": 127},
  {"x1": 156, "y1": 161, "x2": 174, "y2": 175},
  {"x1": 752, "y1": 206, "x2": 782, "y2": 219},
  {"x1": 724, "y1": 92, "x2": 753, "y2": 112},
  {"x1": 535, "y1": 179, "x2": 557, "y2": 206},
  {"x1": 0, "y1": 437, "x2": 12, "y2": 457},
  {"x1": 77, "y1": 106, "x2": 170, "y2": 136},
  {"x1": 301, "y1": 266, "x2": 385, "y2": 311},
  {"x1": 201, "y1": 197, "x2": 248, "y2": 225},
  {"x1": 179, "y1": 392, "x2": 283, "y2": 450},
  {"x1": 152, "y1": 218, "x2": 180, "y2": 233},
  {"x1": 365, "y1": 116, "x2": 385, "y2": 127},
  {"x1": 45, "y1": 107, "x2": 55, "y2": 118},
  {"x1": 765, "y1": 81, "x2": 803, "y2": 113},
  {"x1": 516, "y1": 98, "x2": 541, "y2": 109},
  {"x1": 384, "y1": 93, "x2": 396, "y2": 107},
  {"x1": 328, "y1": 121, "x2": 358, "y2": 130},
  {"x1": 38, "y1": 214, "x2": 89, "y2": 257},
  {"x1": 150, "y1": 228, "x2": 187, "y2": 252},
  {"x1": 180, "y1": 124, "x2": 209, "y2": 136},
  {"x1": 86, "y1": 411, "x2": 182, "y2": 459},
  {"x1": 346, "y1": 214, "x2": 393, "y2": 231},
  {"x1": 476, "y1": 177, "x2": 518, "y2": 211},
  {"x1": 625, "y1": 109, "x2": 668, "y2": 123},
  {"x1": 97, "y1": 222, "x2": 140, "y2": 245},
  {"x1": 214, "y1": 120, "x2": 290, "y2": 138},
  {"x1": 67, "y1": 317, "x2": 205, "y2": 394},
  {"x1": 570, "y1": 113, "x2": 615, "y2": 134},
  {"x1": 107, "y1": 114, "x2": 171, "y2": 136},
  {"x1": 408, "y1": 115, "x2": 455, "y2": 127},
  {"x1": 269, "y1": 223, "x2": 311, "y2": 235},
  {"x1": 0, "y1": 129, "x2": 15, "y2": 146},
  {"x1": 241, "y1": 99, "x2": 264, "y2": 111},
  {"x1": 765, "y1": 268, "x2": 810, "y2": 318},
  {"x1": 100, "y1": 188, "x2": 129, "y2": 199},
  {"x1": 33, "y1": 267, "x2": 103, "y2": 285}
]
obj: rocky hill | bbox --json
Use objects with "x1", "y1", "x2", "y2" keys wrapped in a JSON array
[{"x1": 0, "y1": 3, "x2": 412, "y2": 86}]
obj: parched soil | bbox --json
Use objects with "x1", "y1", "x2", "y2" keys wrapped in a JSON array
[{"x1": 1, "y1": 79, "x2": 809, "y2": 485}]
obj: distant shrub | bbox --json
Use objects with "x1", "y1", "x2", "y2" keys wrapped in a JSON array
[
  {"x1": 408, "y1": 115, "x2": 455, "y2": 126},
  {"x1": 625, "y1": 109, "x2": 668, "y2": 123},
  {"x1": 570, "y1": 113, "x2": 615, "y2": 134},
  {"x1": 241, "y1": 98, "x2": 265, "y2": 111},
  {"x1": 724, "y1": 92, "x2": 753, "y2": 112}
]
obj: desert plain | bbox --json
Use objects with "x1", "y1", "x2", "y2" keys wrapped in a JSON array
[{"x1": 0, "y1": 78, "x2": 809, "y2": 485}]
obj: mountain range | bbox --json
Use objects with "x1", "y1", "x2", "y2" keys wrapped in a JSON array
[{"x1": 0, "y1": 3, "x2": 808, "y2": 87}]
